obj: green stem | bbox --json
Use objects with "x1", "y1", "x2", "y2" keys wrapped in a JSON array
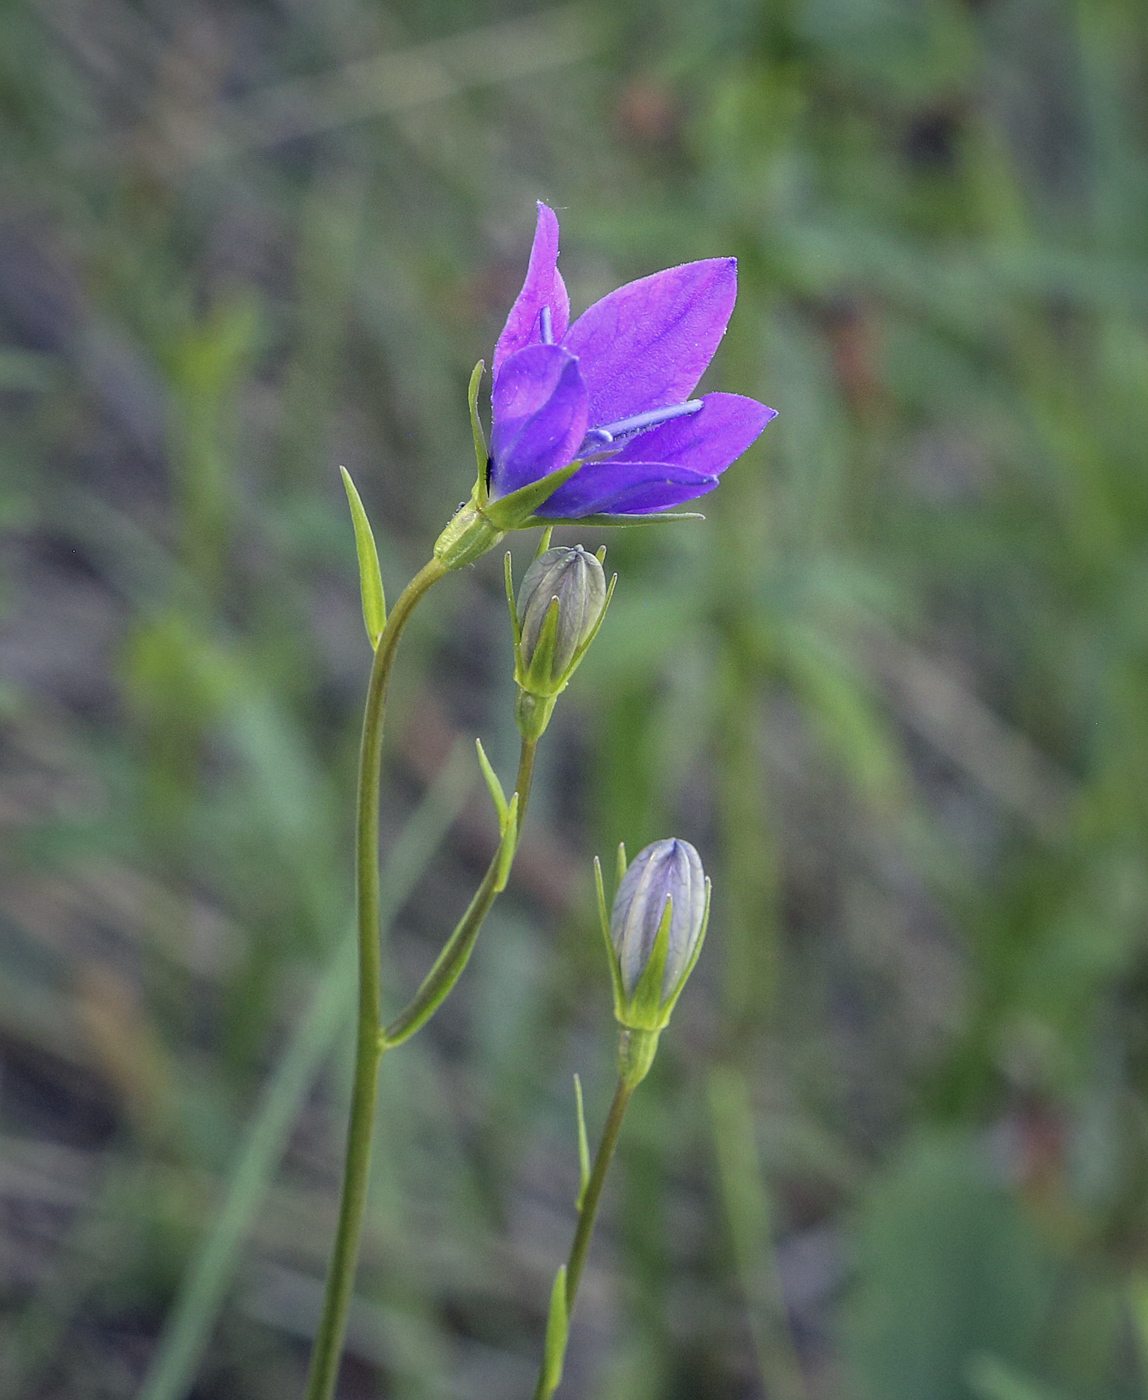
[
  {"x1": 511, "y1": 733, "x2": 539, "y2": 812},
  {"x1": 382, "y1": 736, "x2": 537, "y2": 1046},
  {"x1": 303, "y1": 556, "x2": 446, "y2": 1400},
  {"x1": 533, "y1": 1074, "x2": 637, "y2": 1400}
]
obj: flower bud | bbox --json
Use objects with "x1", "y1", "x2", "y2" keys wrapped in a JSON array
[
  {"x1": 517, "y1": 545, "x2": 608, "y2": 694},
  {"x1": 598, "y1": 838, "x2": 710, "y2": 1033}
]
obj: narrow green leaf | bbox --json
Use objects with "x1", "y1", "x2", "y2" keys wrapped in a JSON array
[
  {"x1": 615, "y1": 841, "x2": 628, "y2": 888},
  {"x1": 494, "y1": 793, "x2": 519, "y2": 892},
  {"x1": 384, "y1": 789, "x2": 518, "y2": 1046},
  {"x1": 573, "y1": 1075, "x2": 591, "y2": 1207},
  {"x1": 475, "y1": 737, "x2": 508, "y2": 828},
  {"x1": 534, "y1": 525, "x2": 554, "y2": 557},
  {"x1": 339, "y1": 466, "x2": 386, "y2": 646},
  {"x1": 541, "y1": 1266, "x2": 569, "y2": 1396}
]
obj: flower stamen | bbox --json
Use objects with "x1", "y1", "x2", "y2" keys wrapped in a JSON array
[
  {"x1": 578, "y1": 399, "x2": 704, "y2": 458},
  {"x1": 539, "y1": 305, "x2": 554, "y2": 345},
  {"x1": 594, "y1": 399, "x2": 703, "y2": 442}
]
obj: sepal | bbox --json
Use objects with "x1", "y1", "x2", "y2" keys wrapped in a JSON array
[
  {"x1": 522, "y1": 597, "x2": 562, "y2": 694},
  {"x1": 468, "y1": 361, "x2": 489, "y2": 502},
  {"x1": 595, "y1": 855, "x2": 627, "y2": 1024},
  {"x1": 626, "y1": 896, "x2": 674, "y2": 1032},
  {"x1": 482, "y1": 460, "x2": 582, "y2": 530},
  {"x1": 656, "y1": 879, "x2": 711, "y2": 1023},
  {"x1": 503, "y1": 552, "x2": 522, "y2": 647}
]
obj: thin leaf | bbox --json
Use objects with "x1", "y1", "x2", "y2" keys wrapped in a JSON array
[
  {"x1": 475, "y1": 737, "x2": 508, "y2": 828},
  {"x1": 339, "y1": 466, "x2": 386, "y2": 646},
  {"x1": 541, "y1": 1266, "x2": 569, "y2": 1396},
  {"x1": 494, "y1": 793, "x2": 519, "y2": 892},
  {"x1": 573, "y1": 1074, "x2": 591, "y2": 1207}
]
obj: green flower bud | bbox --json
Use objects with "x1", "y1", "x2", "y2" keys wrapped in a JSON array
[
  {"x1": 506, "y1": 544, "x2": 615, "y2": 739},
  {"x1": 596, "y1": 838, "x2": 711, "y2": 1034},
  {"x1": 519, "y1": 545, "x2": 607, "y2": 683}
]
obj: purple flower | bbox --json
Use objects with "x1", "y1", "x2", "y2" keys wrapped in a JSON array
[{"x1": 487, "y1": 203, "x2": 776, "y2": 522}]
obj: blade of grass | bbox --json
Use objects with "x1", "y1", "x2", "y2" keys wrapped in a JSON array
[
  {"x1": 138, "y1": 740, "x2": 474, "y2": 1400},
  {"x1": 708, "y1": 1066, "x2": 808, "y2": 1400}
]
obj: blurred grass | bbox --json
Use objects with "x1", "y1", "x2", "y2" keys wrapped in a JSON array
[{"x1": 1, "y1": 0, "x2": 1148, "y2": 1396}]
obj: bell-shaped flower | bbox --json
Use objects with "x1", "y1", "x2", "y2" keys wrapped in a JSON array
[{"x1": 485, "y1": 203, "x2": 776, "y2": 526}]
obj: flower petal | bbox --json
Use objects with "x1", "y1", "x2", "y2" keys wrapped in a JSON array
[
  {"x1": 613, "y1": 392, "x2": 776, "y2": 474},
  {"x1": 490, "y1": 344, "x2": 588, "y2": 497},
  {"x1": 538, "y1": 460, "x2": 720, "y2": 518},
  {"x1": 563, "y1": 258, "x2": 737, "y2": 426},
  {"x1": 493, "y1": 203, "x2": 571, "y2": 380}
]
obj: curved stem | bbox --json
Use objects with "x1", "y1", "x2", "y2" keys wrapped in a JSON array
[
  {"x1": 533, "y1": 1076, "x2": 636, "y2": 1400},
  {"x1": 382, "y1": 736, "x2": 538, "y2": 1047},
  {"x1": 303, "y1": 556, "x2": 446, "y2": 1400}
]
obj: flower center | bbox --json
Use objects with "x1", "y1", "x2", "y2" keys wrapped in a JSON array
[{"x1": 532, "y1": 303, "x2": 705, "y2": 458}]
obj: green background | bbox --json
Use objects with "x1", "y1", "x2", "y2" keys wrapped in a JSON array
[{"x1": 1, "y1": 0, "x2": 1147, "y2": 1396}]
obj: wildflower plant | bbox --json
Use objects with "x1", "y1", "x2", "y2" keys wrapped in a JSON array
[{"x1": 302, "y1": 204, "x2": 774, "y2": 1400}]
